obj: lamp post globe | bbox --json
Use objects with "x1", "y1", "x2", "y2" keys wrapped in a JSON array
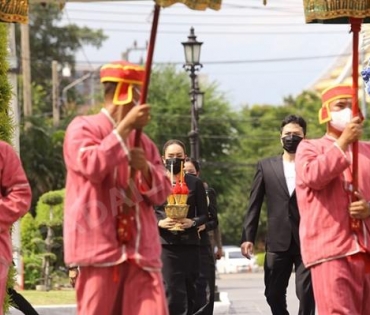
[{"x1": 182, "y1": 27, "x2": 203, "y2": 66}]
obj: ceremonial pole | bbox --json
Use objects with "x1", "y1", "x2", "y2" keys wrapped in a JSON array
[
  {"x1": 134, "y1": 3, "x2": 161, "y2": 146},
  {"x1": 350, "y1": 18, "x2": 362, "y2": 230}
]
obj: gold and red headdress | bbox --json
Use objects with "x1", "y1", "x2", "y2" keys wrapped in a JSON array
[
  {"x1": 100, "y1": 61, "x2": 145, "y2": 105},
  {"x1": 319, "y1": 84, "x2": 353, "y2": 124}
]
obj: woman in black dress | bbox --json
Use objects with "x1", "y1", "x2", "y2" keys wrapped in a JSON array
[
  {"x1": 184, "y1": 158, "x2": 219, "y2": 315},
  {"x1": 155, "y1": 139, "x2": 208, "y2": 315}
]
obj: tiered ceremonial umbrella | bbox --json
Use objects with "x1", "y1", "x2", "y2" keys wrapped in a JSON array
[
  {"x1": 0, "y1": 1, "x2": 29, "y2": 23},
  {"x1": 303, "y1": 0, "x2": 370, "y2": 230}
]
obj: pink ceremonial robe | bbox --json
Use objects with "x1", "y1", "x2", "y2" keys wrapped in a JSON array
[
  {"x1": 296, "y1": 134, "x2": 370, "y2": 314},
  {"x1": 76, "y1": 262, "x2": 168, "y2": 315},
  {"x1": 0, "y1": 141, "x2": 31, "y2": 314},
  {"x1": 63, "y1": 109, "x2": 172, "y2": 314}
]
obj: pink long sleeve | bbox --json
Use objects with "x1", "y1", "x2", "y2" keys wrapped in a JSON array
[
  {"x1": 63, "y1": 116, "x2": 131, "y2": 185},
  {"x1": 295, "y1": 139, "x2": 350, "y2": 191},
  {"x1": 0, "y1": 142, "x2": 31, "y2": 231},
  {"x1": 295, "y1": 135, "x2": 370, "y2": 267}
]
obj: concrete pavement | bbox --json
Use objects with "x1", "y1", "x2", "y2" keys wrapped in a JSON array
[{"x1": 216, "y1": 271, "x2": 301, "y2": 314}]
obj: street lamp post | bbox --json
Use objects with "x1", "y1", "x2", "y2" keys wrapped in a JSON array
[{"x1": 182, "y1": 27, "x2": 204, "y2": 161}]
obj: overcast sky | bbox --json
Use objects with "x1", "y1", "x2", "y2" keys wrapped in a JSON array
[{"x1": 62, "y1": 0, "x2": 355, "y2": 109}]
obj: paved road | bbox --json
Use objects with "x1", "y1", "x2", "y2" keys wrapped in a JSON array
[
  {"x1": 10, "y1": 271, "x2": 299, "y2": 315},
  {"x1": 216, "y1": 272, "x2": 299, "y2": 315}
]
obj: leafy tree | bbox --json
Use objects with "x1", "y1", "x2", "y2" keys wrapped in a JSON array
[
  {"x1": 282, "y1": 90, "x2": 324, "y2": 138},
  {"x1": 16, "y1": 3, "x2": 107, "y2": 115},
  {"x1": 20, "y1": 116, "x2": 66, "y2": 212},
  {"x1": 147, "y1": 65, "x2": 242, "y2": 197},
  {"x1": 21, "y1": 189, "x2": 65, "y2": 289},
  {"x1": 17, "y1": 3, "x2": 107, "y2": 212}
]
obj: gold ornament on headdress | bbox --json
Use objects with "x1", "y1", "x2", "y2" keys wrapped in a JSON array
[{"x1": 0, "y1": 0, "x2": 28, "y2": 24}]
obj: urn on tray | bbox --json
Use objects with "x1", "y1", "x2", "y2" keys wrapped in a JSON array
[{"x1": 165, "y1": 167, "x2": 189, "y2": 231}]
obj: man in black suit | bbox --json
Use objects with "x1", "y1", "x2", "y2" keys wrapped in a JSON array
[{"x1": 241, "y1": 115, "x2": 315, "y2": 315}]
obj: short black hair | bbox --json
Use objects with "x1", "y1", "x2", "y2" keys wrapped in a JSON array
[
  {"x1": 185, "y1": 157, "x2": 200, "y2": 172},
  {"x1": 162, "y1": 139, "x2": 186, "y2": 155},
  {"x1": 280, "y1": 115, "x2": 307, "y2": 136}
]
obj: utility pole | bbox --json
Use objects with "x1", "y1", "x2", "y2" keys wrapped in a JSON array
[
  {"x1": 21, "y1": 23, "x2": 32, "y2": 118},
  {"x1": 8, "y1": 23, "x2": 23, "y2": 289},
  {"x1": 52, "y1": 60, "x2": 60, "y2": 127}
]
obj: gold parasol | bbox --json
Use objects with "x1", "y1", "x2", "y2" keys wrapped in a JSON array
[
  {"x1": 304, "y1": 0, "x2": 370, "y2": 23},
  {"x1": 156, "y1": 0, "x2": 221, "y2": 10},
  {"x1": 0, "y1": 0, "x2": 29, "y2": 23},
  {"x1": 28, "y1": 0, "x2": 221, "y2": 10}
]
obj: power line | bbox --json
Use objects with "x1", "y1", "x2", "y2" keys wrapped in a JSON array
[
  {"x1": 22, "y1": 50, "x2": 352, "y2": 66},
  {"x1": 197, "y1": 53, "x2": 352, "y2": 65},
  {"x1": 65, "y1": 8, "x2": 299, "y2": 18},
  {"x1": 71, "y1": 52, "x2": 351, "y2": 66},
  {"x1": 55, "y1": 15, "x2": 348, "y2": 35},
  {"x1": 57, "y1": 16, "x2": 328, "y2": 28},
  {"x1": 58, "y1": 16, "x2": 299, "y2": 27},
  {"x1": 64, "y1": 10, "x2": 93, "y2": 70},
  {"x1": 66, "y1": 27, "x2": 348, "y2": 36}
]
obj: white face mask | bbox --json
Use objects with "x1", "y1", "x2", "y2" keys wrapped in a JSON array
[{"x1": 329, "y1": 108, "x2": 352, "y2": 131}]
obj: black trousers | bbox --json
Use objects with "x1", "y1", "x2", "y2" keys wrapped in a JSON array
[
  {"x1": 8, "y1": 288, "x2": 39, "y2": 315},
  {"x1": 264, "y1": 242, "x2": 315, "y2": 315},
  {"x1": 161, "y1": 244, "x2": 200, "y2": 315},
  {"x1": 194, "y1": 245, "x2": 215, "y2": 315}
]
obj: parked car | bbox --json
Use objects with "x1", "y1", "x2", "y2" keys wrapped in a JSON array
[{"x1": 216, "y1": 245, "x2": 259, "y2": 274}]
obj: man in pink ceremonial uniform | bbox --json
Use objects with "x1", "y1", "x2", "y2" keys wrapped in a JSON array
[
  {"x1": 295, "y1": 84, "x2": 370, "y2": 315},
  {"x1": 63, "y1": 60, "x2": 172, "y2": 315},
  {"x1": 0, "y1": 141, "x2": 31, "y2": 314}
]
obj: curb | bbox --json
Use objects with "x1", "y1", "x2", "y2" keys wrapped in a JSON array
[{"x1": 214, "y1": 291, "x2": 231, "y2": 315}]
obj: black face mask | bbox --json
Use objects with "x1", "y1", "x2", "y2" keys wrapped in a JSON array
[
  {"x1": 186, "y1": 172, "x2": 197, "y2": 177},
  {"x1": 165, "y1": 158, "x2": 185, "y2": 175},
  {"x1": 282, "y1": 135, "x2": 303, "y2": 154}
]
